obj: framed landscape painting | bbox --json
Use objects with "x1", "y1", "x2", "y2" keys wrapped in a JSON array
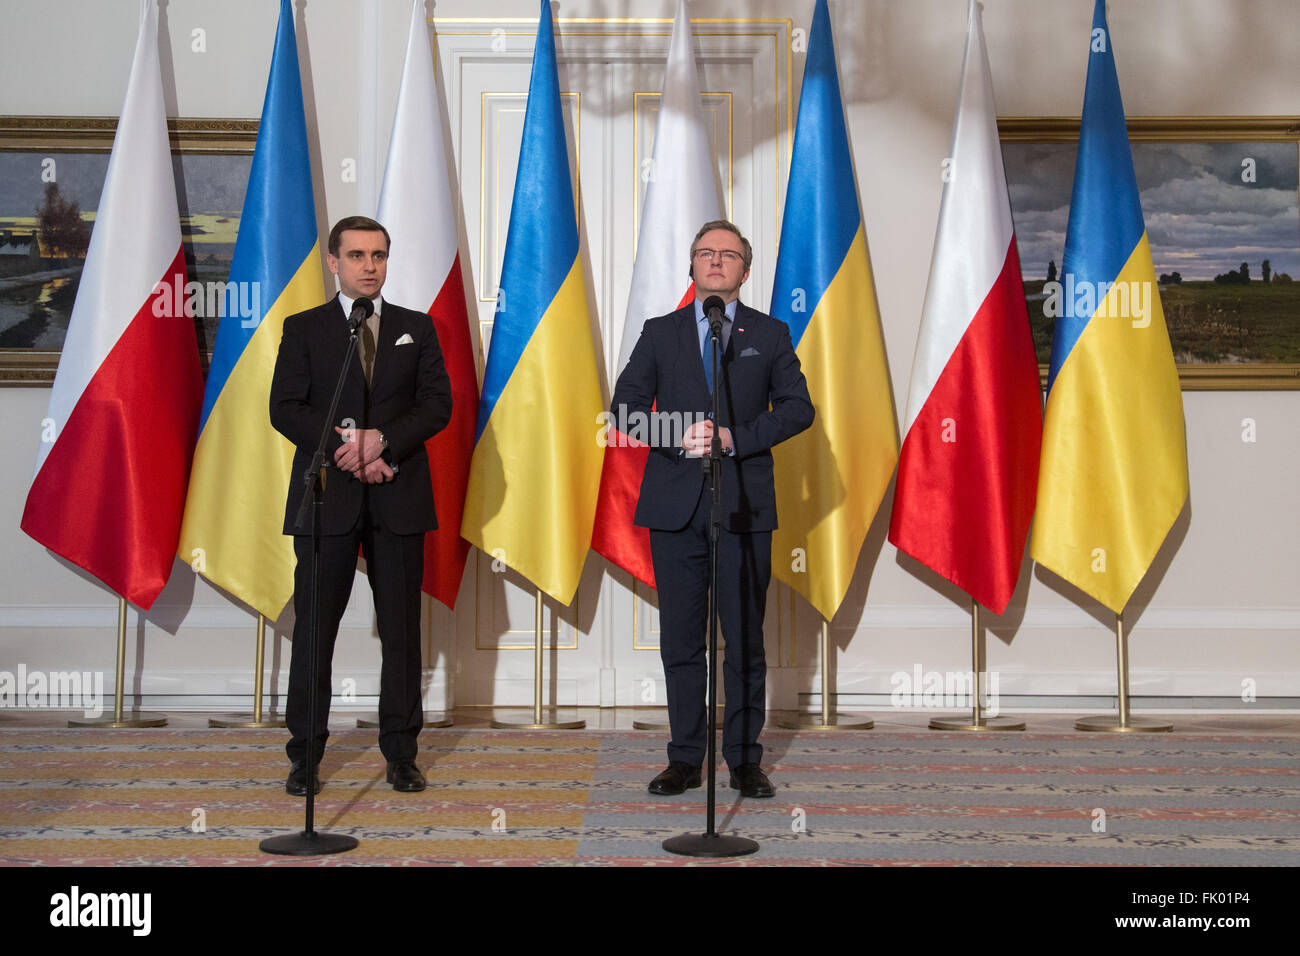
[
  {"x1": 1000, "y1": 116, "x2": 1300, "y2": 390},
  {"x1": 0, "y1": 116, "x2": 256, "y2": 384}
]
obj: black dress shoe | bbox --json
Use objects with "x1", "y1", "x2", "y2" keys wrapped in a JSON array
[
  {"x1": 286, "y1": 761, "x2": 321, "y2": 796},
  {"x1": 386, "y1": 760, "x2": 427, "y2": 792},
  {"x1": 728, "y1": 763, "x2": 774, "y2": 798},
  {"x1": 648, "y1": 761, "x2": 702, "y2": 795}
]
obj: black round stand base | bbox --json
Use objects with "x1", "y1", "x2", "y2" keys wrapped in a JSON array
[
  {"x1": 259, "y1": 831, "x2": 359, "y2": 856},
  {"x1": 662, "y1": 832, "x2": 759, "y2": 857}
]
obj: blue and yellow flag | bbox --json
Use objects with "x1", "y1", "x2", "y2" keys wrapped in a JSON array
[
  {"x1": 1030, "y1": 0, "x2": 1188, "y2": 614},
  {"x1": 770, "y1": 0, "x2": 897, "y2": 622},
  {"x1": 178, "y1": 0, "x2": 323, "y2": 618},
  {"x1": 461, "y1": 1, "x2": 603, "y2": 605}
]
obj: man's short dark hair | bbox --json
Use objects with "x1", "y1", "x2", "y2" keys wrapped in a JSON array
[
  {"x1": 689, "y1": 219, "x2": 753, "y2": 269},
  {"x1": 328, "y1": 216, "x2": 391, "y2": 256}
]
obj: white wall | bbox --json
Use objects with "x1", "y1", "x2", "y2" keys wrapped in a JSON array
[{"x1": 1, "y1": 0, "x2": 1296, "y2": 712}]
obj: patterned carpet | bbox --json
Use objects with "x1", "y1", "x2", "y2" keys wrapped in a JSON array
[{"x1": 1, "y1": 726, "x2": 1297, "y2": 866}]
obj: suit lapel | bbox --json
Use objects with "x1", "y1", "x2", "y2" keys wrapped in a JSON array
[
  {"x1": 715, "y1": 304, "x2": 758, "y2": 420},
  {"x1": 677, "y1": 305, "x2": 710, "y2": 402},
  {"x1": 367, "y1": 303, "x2": 400, "y2": 395},
  {"x1": 727, "y1": 303, "x2": 753, "y2": 363}
]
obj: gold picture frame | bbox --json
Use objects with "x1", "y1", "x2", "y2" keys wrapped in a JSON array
[
  {"x1": 0, "y1": 116, "x2": 257, "y2": 385},
  {"x1": 999, "y1": 116, "x2": 1300, "y2": 391}
]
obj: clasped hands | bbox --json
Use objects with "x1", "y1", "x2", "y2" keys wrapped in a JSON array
[
  {"x1": 681, "y1": 420, "x2": 732, "y2": 458},
  {"x1": 334, "y1": 426, "x2": 393, "y2": 483}
]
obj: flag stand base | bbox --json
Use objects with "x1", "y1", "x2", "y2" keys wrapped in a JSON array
[
  {"x1": 1075, "y1": 715, "x2": 1172, "y2": 733},
  {"x1": 929, "y1": 715, "x2": 1025, "y2": 731},
  {"x1": 490, "y1": 711, "x2": 585, "y2": 730},
  {"x1": 357, "y1": 712, "x2": 453, "y2": 729},
  {"x1": 69, "y1": 712, "x2": 167, "y2": 728},
  {"x1": 208, "y1": 714, "x2": 286, "y2": 729},
  {"x1": 776, "y1": 713, "x2": 873, "y2": 730}
]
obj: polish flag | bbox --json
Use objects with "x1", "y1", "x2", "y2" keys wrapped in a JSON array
[
  {"x1": 592, "y1": 0, "x2": 723, "y2": 588},
  {"x1": 377, "y1": 0, "x2": 479, "y2": 610},
  {"x1": 20, "y1": 0, "x2": 201, "y2": 610},
  {"x1": 887, "y1": 0, "x2": 1042, "y2": 615}
]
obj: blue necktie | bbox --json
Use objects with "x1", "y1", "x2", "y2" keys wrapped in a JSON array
[
  {"x1": 703, "y1": 333, "x2": 716, "y2": 394},
  {"x1": 703, "y1": 319, "x2": 729, "y2": 393}
]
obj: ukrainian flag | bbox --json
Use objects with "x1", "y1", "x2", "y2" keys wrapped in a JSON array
[
  {"x1": 178, "y1": 0, "x2": 323, "y2": 619},
  {"x1": 461, "y1": 1, "x2": 603, "y2": 605},
  {"x1": 1030, "y1": 0, "x2": 1188, "y2": 614},
  {"x1": 770, "y1": 0, "x2": 898, "y2": 622}
]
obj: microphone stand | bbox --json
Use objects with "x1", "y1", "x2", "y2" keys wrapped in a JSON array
[
  {"x1": 663, "y1": 310, "x2": 759, "y2": 858},
  {"x1": 261, "y1": 311, "x2": 366, "y2": 857}
]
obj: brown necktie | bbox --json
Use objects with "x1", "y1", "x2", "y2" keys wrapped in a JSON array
[{"x1": 360, "y1": 313, "x2": 379, "y2": 385}]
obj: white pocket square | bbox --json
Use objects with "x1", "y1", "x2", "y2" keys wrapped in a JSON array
[{"x1": 395, "y1": 333, "x2": 414, "y2": 345}]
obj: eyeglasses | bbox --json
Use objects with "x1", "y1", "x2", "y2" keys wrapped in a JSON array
[{"x1": 692, "y1": 248, "x2": 744, "y2": 264}]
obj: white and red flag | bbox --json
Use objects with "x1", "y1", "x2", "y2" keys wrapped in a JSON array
[
  {"x1": 887, "y1": 0, "x2": 1042, "y2": 615},
  {"x1": 376, "y1": 0, "x2": 479, "y2": 609},
  {"x1": 592, "y1": 0, "x2": 723, "y2": 588},
  {"x1": 21, "y1": 0, "x2": 201, "y2": 610}
]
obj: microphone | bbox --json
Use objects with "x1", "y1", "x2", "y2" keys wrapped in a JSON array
[
  {"x1": 702, "y1": 295, "x2": 725, "y2": 337},
  {"x1": 347, "y1": 296, "x2": 375, "y2": 334}
]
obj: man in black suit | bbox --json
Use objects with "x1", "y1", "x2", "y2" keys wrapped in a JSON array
[
  {"x1": 270, "y1": 216, "x2": 451, "y2": 795},
  {"x1": 611, "y1": 220, "x2": 814, "y2": 798}
]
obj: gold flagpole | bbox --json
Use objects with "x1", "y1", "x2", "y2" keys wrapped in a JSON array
[
  {"x1": 69, "y1": 597, "x2": 166, "y2": 728},
  {"x1": 1076, "y1": 612, "x2": 1172, "y2": 732},
  {"x1": 778, "y1": 618, "x2": 872, "y2": 730},
  {"x1": 210, "y1": 614, "x2": 286, "y2": 728},
  {"x1": 930, "y1": 597, "x2": 1024, "y2": 731},
  {"x1": 492, "y1": 587, "x2": 584, "y2": 729}
]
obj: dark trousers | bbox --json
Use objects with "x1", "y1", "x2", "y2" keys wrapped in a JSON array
[
  {"x1": 650, "y1": 479, "x2": 771, "y2": 769},
  {"x1": 285, "y1": 494, "x2": 425, "y2": 766}
]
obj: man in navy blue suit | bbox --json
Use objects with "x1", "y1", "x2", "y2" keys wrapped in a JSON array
[{"x1": 611, "y1": 220, "x2": 813, "y2": 798}]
